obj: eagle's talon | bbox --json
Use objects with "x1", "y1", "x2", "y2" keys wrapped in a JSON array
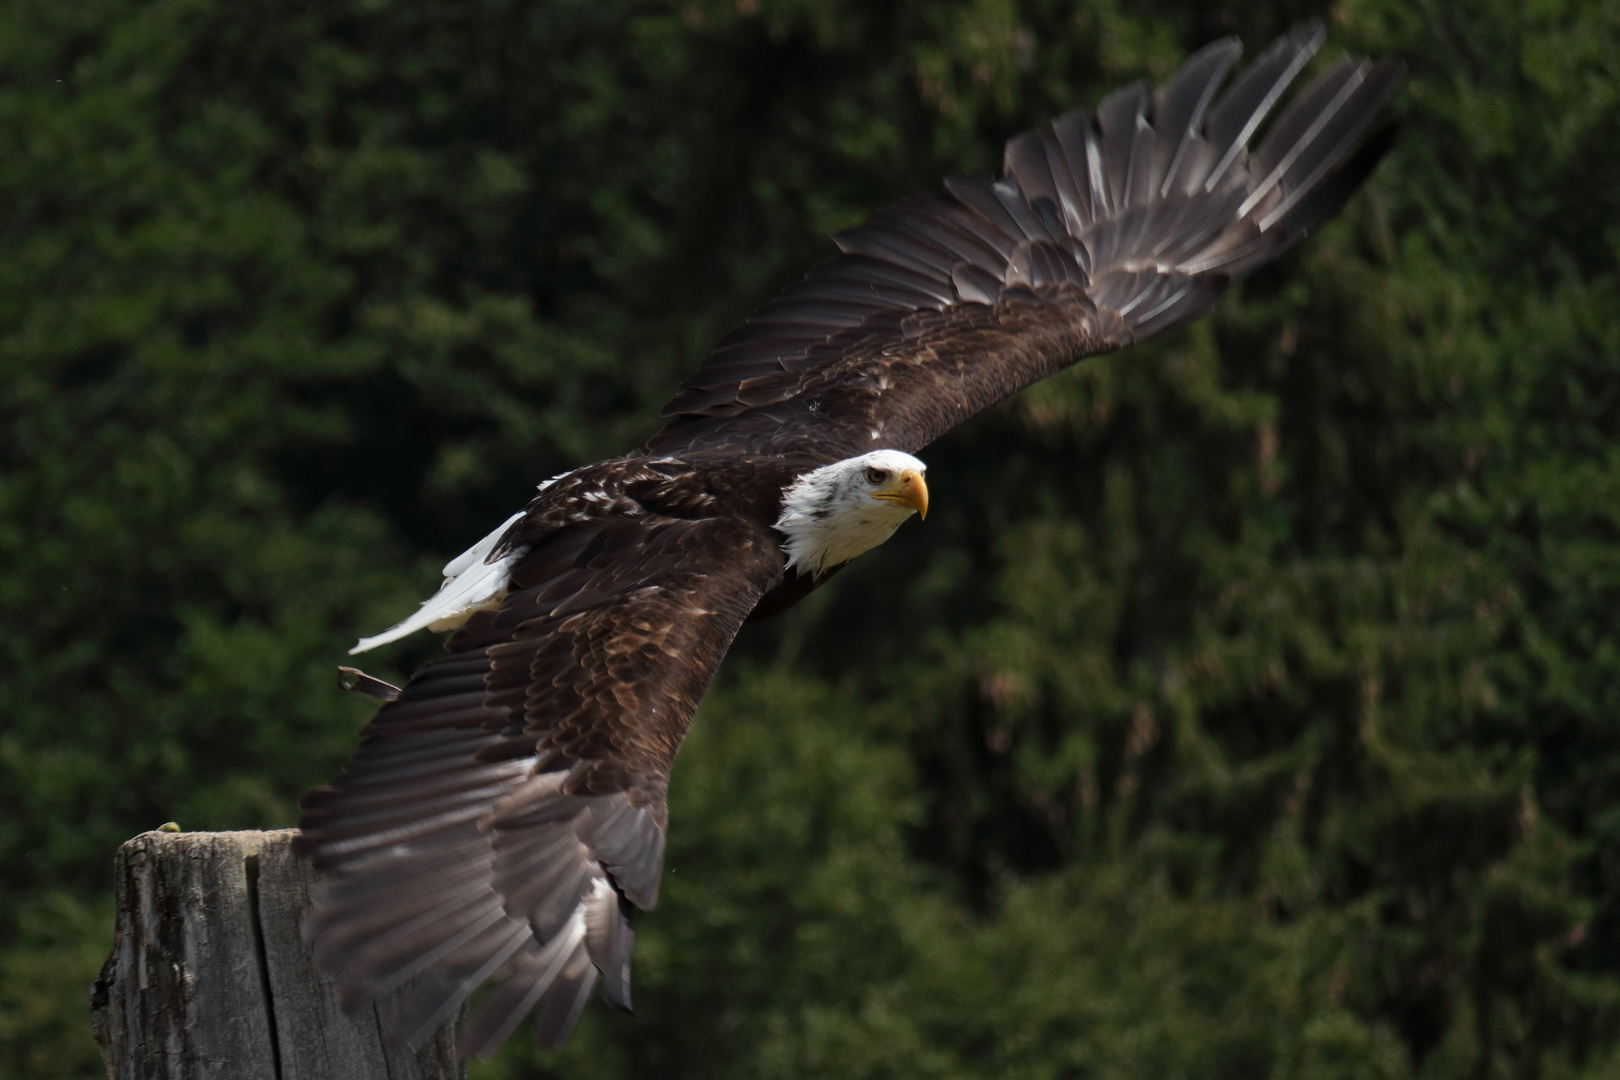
[{"x1": 337, "y1": 666, "x2": 402, "y2": 701}]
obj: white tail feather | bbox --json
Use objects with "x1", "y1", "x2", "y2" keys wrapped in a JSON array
[{"x1": 350, "y1": 511, "x2": 527, "y2": 654}]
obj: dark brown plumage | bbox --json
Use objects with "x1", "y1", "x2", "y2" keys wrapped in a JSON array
[
  {"x1": 651, "y1": 25, "x2": 1399, "y2": 459},
  {"x1": 295, "y1": 24, "x2": 1400, "y2": 1058}
]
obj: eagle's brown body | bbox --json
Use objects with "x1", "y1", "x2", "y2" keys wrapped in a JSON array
[{"x1": 294, "y1": 24, "x2": 1402, "y2": 1057}]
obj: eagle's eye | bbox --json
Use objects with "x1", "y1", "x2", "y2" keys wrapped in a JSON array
[{"x1": 864, "y1": 467, "x2": 889, "y2": 485}]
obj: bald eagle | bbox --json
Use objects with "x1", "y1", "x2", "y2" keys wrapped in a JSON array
[{"x1": 294, "y1": 24, "x2": 1400, "y2": 1058}]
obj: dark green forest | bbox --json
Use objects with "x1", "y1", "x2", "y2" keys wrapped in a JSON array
[{"x1": 3, "y1": 0, "x2": 1618, "y2": 1076}]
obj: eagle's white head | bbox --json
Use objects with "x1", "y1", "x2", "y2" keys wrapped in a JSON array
[{"x1": 775, "y1": 449, "x2": 929, "y2": 577}]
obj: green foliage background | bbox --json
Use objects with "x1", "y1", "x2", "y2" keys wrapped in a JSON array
[{"x1": 2, "y1": 0, "x2": 1618, "y2": 1076}]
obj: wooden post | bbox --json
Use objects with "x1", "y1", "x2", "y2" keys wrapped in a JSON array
[{"x1": 91, "y1": 829, "x2": 464, "y2": 1080}]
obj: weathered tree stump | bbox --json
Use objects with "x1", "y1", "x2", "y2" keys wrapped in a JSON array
[{"x1": 91, "y1": 829, "x2": 464, "y2": 1080}]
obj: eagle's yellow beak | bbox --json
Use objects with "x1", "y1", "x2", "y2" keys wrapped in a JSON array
[{"x1": 872, "y1": 468, "x2": 929, "y2": 520}]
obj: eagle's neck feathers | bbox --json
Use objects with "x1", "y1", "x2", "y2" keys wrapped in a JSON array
[{"x1": 774, "y1": 450, "x2": 926, "y2": 578}]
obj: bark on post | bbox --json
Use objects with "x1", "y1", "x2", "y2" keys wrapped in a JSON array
[{"x1": 91, "y1": 829, "x2": 464, "y2": 1080}]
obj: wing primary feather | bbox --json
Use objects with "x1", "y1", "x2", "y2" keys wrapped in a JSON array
[
  {"x1": 1238, "y1": 56, "x2": 1367, "y2": 219},
  {"x1": 307, "y1": 810, "x2": 487, "y2": 862},
  {"x1": 785, "y1": 278, "x2": 944, "y2": 311},
  {"x1": 457, "y1": 908, "x2": 592, "y2": 1059},
  {"x1": 1030, "y1": 196, "x2": 1064, "y2": 237},
  {"x1": 1201, "y1": 21, "x2": 1324, "y2": 193},
  {"x1": 308, "y1": 844, "x2": 481, "y2": 909},
  {"x1": 720, "y1": 318, "x2": 853, "y2": 344},
  {"x1": 1152, "y1": 184, "x2": 1250, "y2": 267},
  {"x1": 303, "y1": 768, "x2": 528, "y2": 834},
  {"x1": 1112, "y1": 274, "x2": 1164, "y2": 319},
  {"x1": 1095, "y1": 81, "x2": 1149, "y2": 210},
  {"x1": 1037, "y1": 129, "x2": 1089, "y2": 235},
  {"x1": 1132, "y1": 280, "x2": 1223, "y2": 339},
  {"x1": 1081, "y1": 117, "x2": 1112, "y2": 219},
  {"x1": 530, "y1": 944, "x2": 599, "y2": 1050},
  {"x1": 1125, "y1": 113, "x2": 1157, "y2": 209},
  {"x1": 943, "y1": 174, "x2": 1029, "y2": 241},
  {"x1": 807, "y1": 251, "x2": 960, "y2": 300},
  {"x1": 303, "y1": 770, "x2": 518, "y2": 818},
  {"x1": 1154, "y1": 37, "x2": 1242, "y2": 197},
  {"x1": 392, "y1": 924, "x2": 532, "y2": 1050},
  {"x1": 456, "y1": 954, "x2": 558, "y2": 1060},
  {"x1": 302, "y1": 733, "x2": 488, "y2": 796},
  {"x1": 1049, "y1": 110, "x2": 1101, "y2": 225},
  {"x1": 750, "y1": 297, "x2": 887, "y2": 325},
  {"x1": 952, "y1": 262, "x2": 1002, "y2": 304},
  {"x1": 376, "y1": 690, "x2": 492, "y2": 723},
  {"x1": 991, "y1": 178, "x2": 1056, "y2": 240},
  {"x1": 604, "y1": 821, "x2": 666, "y2": 908},
  {"x1": 1252, "y1": 62, "x2": 1403, "y2": 229},
  {"x1": 1259, "y1": 119, "x2": 1401, "y2": 247},
  {"x1": 359, "y1": 904, "x2": 511, "y2": 1004},
  {"x1": 1129, "y1": 277, "x2": 1195, "y2": 326},
  {"x1": 1004, "y1": 130, "x2": 1060, "y2": 208},
  {"x1": 313, "y1": 877, "x2": 489, "y2": 968},
  {"x1": 833, "y1": 221, "x2": 956, "y2": 279},
  {"x1": 584, "y1": 877, "x2": 636, "y2": 1011},
  {"x1": 884, "y1": 202, "x2": 1016, "y2": 265}
]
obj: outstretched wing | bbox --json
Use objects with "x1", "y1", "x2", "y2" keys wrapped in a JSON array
[
  {"x1": 295, "y1": 512, "x2": 783, "y2": 1057},
  {"x1": 649, "y1": 24, "x2": 1400, "y2": 458}
]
